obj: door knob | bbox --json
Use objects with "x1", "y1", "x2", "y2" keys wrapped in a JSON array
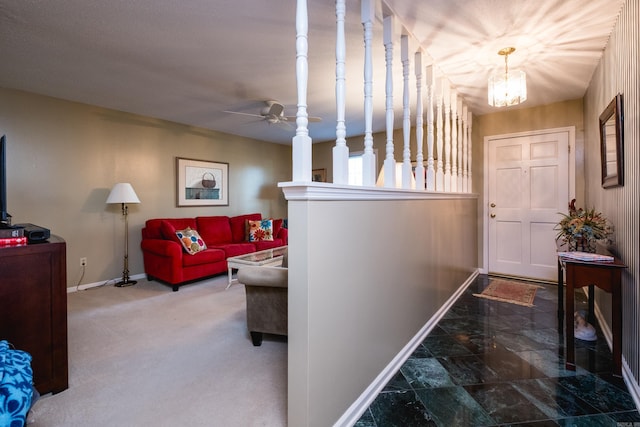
[
  {"x1": 490, "y1": 214, "x2": 496, "y2": 218},
  {"x1": 490, "y1": 203, "x2": 496, "y2": 208}
]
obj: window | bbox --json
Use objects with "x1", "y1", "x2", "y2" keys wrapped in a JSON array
[{"x1": 348, "y1": 150, "x2": 378, "y2": 186}]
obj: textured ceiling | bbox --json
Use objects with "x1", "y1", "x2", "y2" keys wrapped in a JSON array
[{"x1": 0, "y1": 0, "x2": 624, "y2": 144}]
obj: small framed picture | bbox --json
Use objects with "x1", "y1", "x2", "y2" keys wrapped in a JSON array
[
  {"x1": 176, "y1": 157, "x2": 229, "y2": 206},
  {"x1": 312, "y1": 168, "x2": 326, "y2": 182}
]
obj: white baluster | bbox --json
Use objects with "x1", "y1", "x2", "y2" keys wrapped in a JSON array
[
  {"x1": 425, "y1": 65, "x2": 435, "y2": 191},
  {"x1": 467, "y1": 111, "x2": 473, "y2": 192},
  {"x1": 293, "y1": 0, "x2": 312, "y2": 182},
  {"x1": 457, "y1": 99, "x2": 464, "y2": 193},
  {"x1": 382, "y1": 15, "x2": 395, "y2": 188},
  {"x1": 442, "y1": 80, "x2": 451, "y2": 192},
  {"x1": 414, "y1": 51, "x2": 425, "y2": 190},
  {"x1": 462, "y1": 105, "x2": 468, "y2": 193},
  {"x1": 435, "y1": 77, "x2": 444, "y2": 191},
  {"x1": 361, "y1": 0, "x2": 376, "y2": 186},
  {"x1": 401, "y1": 35, "x2": 412, "y2": 189},
  {"x1": 450, "y1": 90, "x2": 458, "y2": 192},
  {"x1": 333, "y1": 0, "x2": 348, "y2": 184}
]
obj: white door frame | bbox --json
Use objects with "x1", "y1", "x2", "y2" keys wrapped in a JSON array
[{"x1": 482, "y1": 126, "x2": 576, "y2": 276}]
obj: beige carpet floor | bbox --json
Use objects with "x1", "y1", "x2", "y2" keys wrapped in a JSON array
[{"x1": 29, "y1": 275, "x2": 287, "y2": 427}]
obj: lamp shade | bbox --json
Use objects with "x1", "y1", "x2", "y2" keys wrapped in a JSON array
[{"x1": 106, "y1": 183, "x2": 141, "y2": 204}]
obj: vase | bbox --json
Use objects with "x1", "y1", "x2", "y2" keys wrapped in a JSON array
[{"x1": 569, "y1": 236, "x2": 596, "y2": 253}]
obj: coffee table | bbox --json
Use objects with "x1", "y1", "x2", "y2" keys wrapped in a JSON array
[{"x1": 226, "y1": 246, "x2": 287, "y2": 289}]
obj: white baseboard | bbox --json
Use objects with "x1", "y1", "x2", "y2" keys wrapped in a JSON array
[
  {"x1": 67, "y1": 273, "x2": 146, "y2": 293},
  {"x1": 333, "y1": 269, "x2": 480, "y2": 427},
  {"x1": 590, "y1": 290, "x2": 640, "y2": 412}
]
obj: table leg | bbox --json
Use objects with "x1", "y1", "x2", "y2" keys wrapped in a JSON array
[
  {"x1": 565, "y1": 265, "x2": 576, "y2": 371},
  {"x1": 587, "y1": 284, "x2": 595, "y2": 325},
  {"x1": 612, "y1": 284, "x2": 622, "y2": 375},
  {"x1": 226, "y1": 266, "x2": 234, "y2": 290},
  {"x1": 557, "y1": 259, "x2": 564, "y2": 334}
]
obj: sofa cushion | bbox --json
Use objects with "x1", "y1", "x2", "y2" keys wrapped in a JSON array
[
  {"x1": 229, "y1": 213, "x2": 262, "y2": 242},
  {"x1": 271, "y1": 218, "x2": 283, "y2": 238},
  {"x1": 159, "y1": 220, "x2": 181, "y2": 244},
  {"x1": 253, "y1": 239, "x2": 285, "y2": 251},
  {"x1": 181, "y1": 248, "x2": 226, "y2": 267},
  {"x1": 143, "y1": 218, "x2": 197, "y2": 240},
  {"x1": 248, "y1": 219, "x2": 274, "y2": 242},
  {"x1": 176, "y1": 227, "x2": 207, "y2": 255},
  {"x1": 209, "y1": 243, "x2": 256, "y2": 258},
  {"x1": 196, "y1": 216, "x2": 232, "y2": 245}
]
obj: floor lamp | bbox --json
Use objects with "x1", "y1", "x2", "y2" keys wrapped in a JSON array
[{"x1": 106, "y1": 183, "x2": 141, "y2": 287}]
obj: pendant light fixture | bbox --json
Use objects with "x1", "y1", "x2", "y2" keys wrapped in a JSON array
[{"x1": 487, "y1": 47, "x2": 527, "y2": 107}]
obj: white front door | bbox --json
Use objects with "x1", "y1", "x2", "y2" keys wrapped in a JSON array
[{"x1": 486, "y1": 128, "x2": 572, "y2": 281}]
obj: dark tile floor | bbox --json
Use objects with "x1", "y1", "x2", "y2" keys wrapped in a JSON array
[{"x1": 355, "y1": 275, "x2": 640, "y2": 427}]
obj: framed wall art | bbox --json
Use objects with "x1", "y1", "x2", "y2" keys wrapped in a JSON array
[
  {"x1": 176, "y1": 157, "x2": 229, "y2": 206},
  {"x1": 312, "y1": 168, "x2": 326, "y2": 182},
  {"x1": 599, "y1": 93, "x2": 624, "y2": 188}
]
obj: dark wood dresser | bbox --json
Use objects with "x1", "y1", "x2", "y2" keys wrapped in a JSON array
[{"x1": 0, "y1": 235, "x2": 68, "y2": 394}]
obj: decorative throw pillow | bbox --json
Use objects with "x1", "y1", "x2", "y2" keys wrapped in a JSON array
[
  {"x1": 175, "y1": 227, "x2": 207, "y2": 255},
  {"x1": 247, "y1": 219, "x2": 274, "y2": 242}
]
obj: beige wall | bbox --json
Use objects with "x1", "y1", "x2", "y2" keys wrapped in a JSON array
[{"x1": 0, "y1": 87, "x2": 291, "y2": 287}]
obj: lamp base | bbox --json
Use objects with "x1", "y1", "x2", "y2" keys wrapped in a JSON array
[{"x1": 115, "y1": 279, "x2": 137, "y2": 287}]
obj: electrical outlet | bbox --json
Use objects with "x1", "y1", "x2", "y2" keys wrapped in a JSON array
[{"x1": 80, "y1": 257, "x2": 87, "y2": 267}]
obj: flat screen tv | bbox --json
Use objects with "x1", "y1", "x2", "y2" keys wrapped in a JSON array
[{"x1": 0, "y1": 134, "x2": 10, "y2": 227}]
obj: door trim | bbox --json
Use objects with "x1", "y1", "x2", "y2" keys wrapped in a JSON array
[{"x1": 482, "y1": 126, "x2": 576, "y2": 276}]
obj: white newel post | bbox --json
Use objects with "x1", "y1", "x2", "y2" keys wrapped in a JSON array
[
  {"x1": 361, "y1": 0, "x2": 376, "y2": 186},
  {"x1": 426, "y1": 65, "x2": 435, "y2": 191},
  {"x1": 382, "y1": 15, "x2": 395, "y2": 188},
  {"x1": 457, "y1": 99, "x2": 463, "y2": 192},
  {"x1": 450, "y1": 90, "x2": 458, "y2": 192},
  {"x1": 467, "y1": 111, "x2": 473, "y2": 192},
  {"x1": 462, "y1": 105, "x2": 468, "y2": 193},
  {"x1": 333, "y1": 0, "x2": 348, "y2": 184},
  {"x1": 401, "y1": 35, "x2": 412, "y2": 189},
  {"x1": 292, "y1": 0, "x2": 312, "y2": 182},
  {"x1": 435, "y1": 77, "x2": 444, "y2": 191},
  {"x1": 442, "y1": 80, "x2": 451, "y2": 192},
  {"x1": 414, "y1": 50, "x2": 425, "y2": 190}
]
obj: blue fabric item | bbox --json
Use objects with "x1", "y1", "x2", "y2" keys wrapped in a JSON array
[{"x1": 0, "y1": 340, "x2": 33, "y2": 427}]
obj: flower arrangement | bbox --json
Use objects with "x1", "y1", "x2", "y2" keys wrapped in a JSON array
[{"x1": 555, "y1": 199, "x2": 612, "y2": 252}]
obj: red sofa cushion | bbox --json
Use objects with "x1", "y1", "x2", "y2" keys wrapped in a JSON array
[
  {"x1": 182, "y1": 248, "x2": 226, "y2": 267},
  {"x1": 229, "y1": 213, "x2": 262, "y2": 242},
  {"x1": 208, "y1": 243, "x2": 256, "y2": 258},
  {"x1": 271, "y1": 218, "x2": 283, "y2": 238},
  {"x1": 253, "y1": 239, "x2": 285, "y2": 251},
  {"x1": 196, "y1": 216, "x2": 232, "y2": 245},
  {"x1": 143, "y1": 218, "x2": 197, "y2": 240}
]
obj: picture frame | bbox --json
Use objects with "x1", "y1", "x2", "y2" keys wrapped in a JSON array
[
  {"x1": 599, "y1": 93, "x2": 624, "y2": 188},
  {"x1": 312, "y1": 168, "x2": 326, "y2": 182},
  {"x1": 176, "y1": 157, "x2": 229, "y2": 206}
]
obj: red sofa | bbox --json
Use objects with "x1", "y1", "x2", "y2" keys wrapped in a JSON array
[{"x1": 141, "y1": 213, "x2": 287, "y2": 291}]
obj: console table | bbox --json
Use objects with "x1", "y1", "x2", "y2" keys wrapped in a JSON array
[
  {"x1": 0, "y1": 236, "x2": 68, "y2": 394},
  {"x1": 557, "y1": 253, "x2": 626, "y2": 375}
]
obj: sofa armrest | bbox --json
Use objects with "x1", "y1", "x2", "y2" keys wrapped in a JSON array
[
  {"x1": 276, "y1": 227, "x2": 288, "y2": 245},
  {"x1": 141, "y1": 239, "x2": 183, "y2": 257},
  {"x1": 237, "y1": 266, "x2": 288, "y2": 288}
]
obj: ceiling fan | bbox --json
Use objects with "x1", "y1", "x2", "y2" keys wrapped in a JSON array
[{"x1": 224, "y1": 100, "x2": 321, "y2": 125}]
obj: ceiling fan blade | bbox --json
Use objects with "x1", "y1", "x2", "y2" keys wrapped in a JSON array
[
  {"x1": 223, "y1": 110, "x2": 265, "y2": 119},
  {"x1": 283, "y1": 115, "x2": 322, "y2": 123}
]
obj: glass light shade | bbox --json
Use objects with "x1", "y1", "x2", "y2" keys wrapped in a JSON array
[
  {"x1": 488, "y1": 69, "x2": 527, "y2": 107},
  {"x1": 106, "y1": 183, "x2": 141, "y2": 204}
]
